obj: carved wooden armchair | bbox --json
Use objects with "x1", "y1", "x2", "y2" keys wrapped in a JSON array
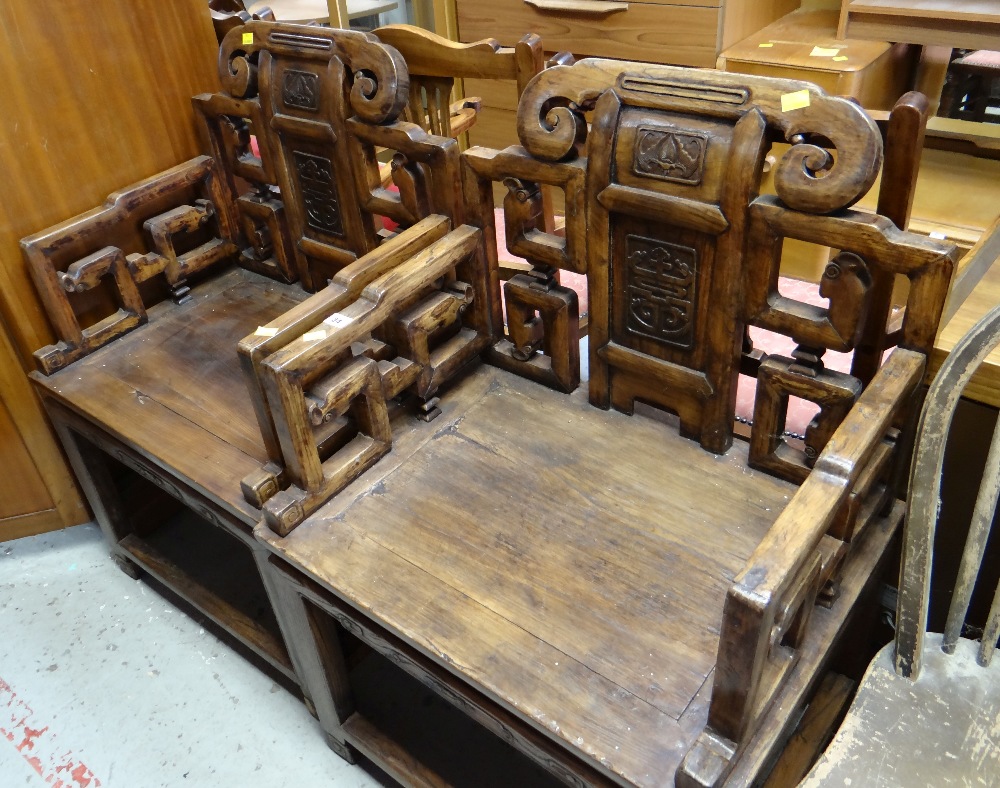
[
  {"x1": 245, "y1": 59, "x2": 957, "y2": 786},
  {"x1": 194, "y1": 22, "x2": 465, "y2": 291},
  {"x1": 23, "y1": 21, "x2": 467, "y2": 693}
]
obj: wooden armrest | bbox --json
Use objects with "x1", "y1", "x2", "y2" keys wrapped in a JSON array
[
  {"x1": 238, "y1": 215, "x2": 452, "y2": 469},
  {"x1": 682, "y1": 349, "x2": 926, "y2": 785},
  {"x1": 25, "y1": 157, "x2": 237, "y2": 374},
  {"x1": 742, "y1": 348, "x2": 925, "y2": 603},
  {"x1": 248, "y1": 224, "x2": 487, "y2": 535},
  {"x1": 263, "y1": 226, "x2": 480, "y2": 378}
]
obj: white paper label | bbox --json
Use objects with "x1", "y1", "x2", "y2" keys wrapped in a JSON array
[{"x1": 323, "y1": 313, "x2": 354, "y2": 330}]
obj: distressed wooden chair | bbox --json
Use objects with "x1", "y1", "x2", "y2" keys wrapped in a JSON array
[
  {"x1": 372, "y1": 25, "x2": 544, "y2": 140},
  {"x1": 195, "y1": 22, "x2": 465, "y2": 291},
  {"x1": 23, "y1": 21, "x2": 460, "y2": 697},
  {"x1": 803, "y1": 303, "x2": 1000, "y2": 787},
  {"x1": 370, "y1": 24, "x2": 548, "y2": 191},
  {"x1": 246, "y1": 59, "x2": 957, "y2": 786}
]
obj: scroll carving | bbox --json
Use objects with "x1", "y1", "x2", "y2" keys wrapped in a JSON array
[
  {"x1": 219, "y1": 22, "x2": 409, "y2": 124},
  {"x1": 517, "y1": 58, "x2": 882, "y2": 213}
]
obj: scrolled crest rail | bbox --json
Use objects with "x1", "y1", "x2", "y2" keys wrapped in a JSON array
[
  {"x1": 517, "y1": 58, "x2": 882, "y2": 214},
  {"x1": 219, "y1": 21, "x2": 410, "y2": 124}
]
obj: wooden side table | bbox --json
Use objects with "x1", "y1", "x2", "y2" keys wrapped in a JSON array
[{"x1": 719, "y1": 10, "x2": 915, "y2": 111}]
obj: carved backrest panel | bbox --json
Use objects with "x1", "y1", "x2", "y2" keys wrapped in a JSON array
[
  {"x1": 200, "y1": 22, "x2": 464, "y2": 292},
  {"x1": 476, "y1": 59, "x2": 958, "y2": 482},
  {"x1": 23, "y1": 157, "x2": 239, "y2": 374}
]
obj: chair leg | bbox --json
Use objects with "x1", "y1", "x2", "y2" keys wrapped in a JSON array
[{"x1": 259, "y1": 555, "x2": 358, "y2": 763}]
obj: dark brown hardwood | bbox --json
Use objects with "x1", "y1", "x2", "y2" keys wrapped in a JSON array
[
  {"x1": 249, "y1": 56, "x2": 955, "y2": 787},
  {"x1": 23, "y1": 23, "x2": 958, "y2": 788}
]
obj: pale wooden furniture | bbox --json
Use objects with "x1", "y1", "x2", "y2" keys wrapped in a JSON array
[
  {"x1": 247, "y1": 0, "x2": 398, "y2": 24},
  {"x1": 719, "y1": 10, "x2": 915, "y2": 111},
  {"x1": 455, "y1": 0, "x2": 801, "y2": 150},
  {"x1": 930, "y1": 216, "x2": 1000, "y2": 407},
  {"x1": 838, "y1": 0, "x2": 1000, "y2": 51},
  {"x1": 0, "y1": 0, "x2": 223, "y2": 541},
  {"x1": 373, "y1": 24, "x2": 544, "y2": 138},
  {"x1": 803, "y1": 302, "x2": 1000, "y2": 787}
]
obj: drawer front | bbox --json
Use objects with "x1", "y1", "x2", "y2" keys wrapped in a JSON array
[{"x1": 458, "y1": 0, "x2": 720, "y2": 68}]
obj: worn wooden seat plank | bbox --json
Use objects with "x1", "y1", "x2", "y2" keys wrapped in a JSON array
[
  {"x1": 259, "y1": 364, "x2": 800, "y2": 782},
  {"x1": 88, "y1": 269, "x2": 307, "y2": 457},
  {"x1": 341, "y1": 371, "x2": 795, "y2": 715},
  {"x1": 34, "y1": 268, "x2": 312, "y2": 520}
]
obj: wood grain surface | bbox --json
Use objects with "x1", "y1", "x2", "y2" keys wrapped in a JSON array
[{"x1": 0, "y1": 0, "x2": 221, "y2": 538}]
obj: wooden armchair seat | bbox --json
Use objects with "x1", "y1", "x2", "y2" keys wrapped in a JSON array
[
  {"x1": 237, "y1": 56, "x2": 957, "y2": 786},
  {"x1": 22, "y1": 22, "x2": 468, "y2": 688},
  {"x1": 257, "y1": 360, "x2": 902, "y2": 785}
]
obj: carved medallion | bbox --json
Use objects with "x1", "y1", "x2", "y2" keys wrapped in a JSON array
[
  {"x1": 633, "y1": 127, "x2": 708, "y2": 185},
  {"x1": 292, "y1": 151, "x2": 344, "y2": 236},
  {"x1": 282, "y1": 70, "x2": 319, "y2": 111},
  {"x1": 625, "y1": 234, "x2": 697, "y2": 348}
]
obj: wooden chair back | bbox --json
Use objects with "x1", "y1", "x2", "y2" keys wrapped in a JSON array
[
  {"x1": 372, "y1": 25, "x2": 544, "y2": 138},
  {"x1": 196, "y1": 21, "x2": 463, "y2": 291},
  {"x1": 896, "y1": 303, "x2": 1000, "y2": 679},
  {"x1": 464, "y1": 59, "x2": 956, "y2": 492}
]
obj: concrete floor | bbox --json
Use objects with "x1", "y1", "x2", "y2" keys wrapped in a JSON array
[{"x1": 0, "y1": 523, "x2": 383, "y2": 788}]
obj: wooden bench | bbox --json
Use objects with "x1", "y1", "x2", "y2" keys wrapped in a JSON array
[{"x1": 24, "y1": 21, "x2": 956, "y2": 787}]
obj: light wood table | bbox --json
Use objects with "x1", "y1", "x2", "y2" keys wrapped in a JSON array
[{"x1": 839, "y1": 0, "x2": 1000, "y2": 50}]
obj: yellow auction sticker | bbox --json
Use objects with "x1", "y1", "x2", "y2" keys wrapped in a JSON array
[{"x1": 781, "y1": 90, "x2": 811, "y2": 112}]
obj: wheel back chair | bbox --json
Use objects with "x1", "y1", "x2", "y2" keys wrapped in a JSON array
[
  {"x1": 803, "y1": 303, "x2": 1000, "y2": 786},
  {"x1": 23, "y1": 22, "x2": 957, "y2": 788}
]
